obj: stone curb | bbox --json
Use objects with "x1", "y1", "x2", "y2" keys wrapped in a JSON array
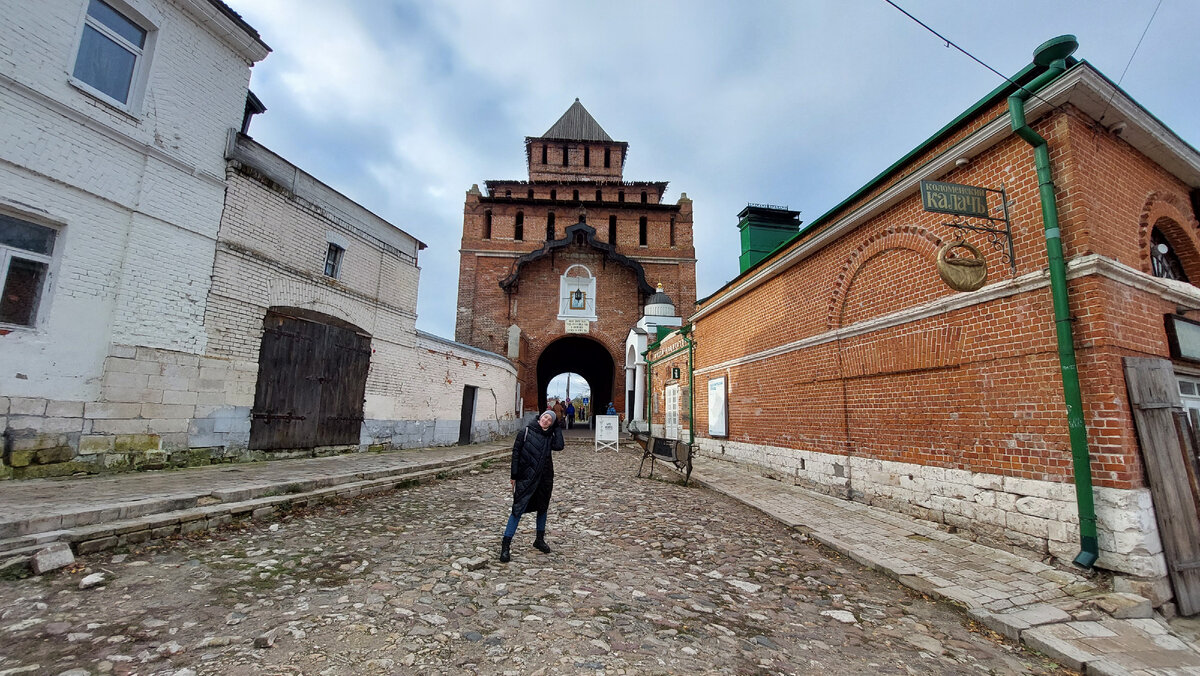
[
  {"x1": 0, "y1": 446, "x2": 509, "y2": 543},
  {"x1": 1, "y1": 448, "x2": 509, "y2": 567},
  {"x1": 649, "y1": 451, "x2": 1200, "y2": 675}
]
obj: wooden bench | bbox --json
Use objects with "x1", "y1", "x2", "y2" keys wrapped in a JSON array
[{"x1": 628, "y1": 421, "x2": 693, "y2": 486}]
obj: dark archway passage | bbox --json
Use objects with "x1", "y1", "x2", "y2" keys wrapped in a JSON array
[{"x1": 536, "y1": 336, "x2": 615, "y2": 414}]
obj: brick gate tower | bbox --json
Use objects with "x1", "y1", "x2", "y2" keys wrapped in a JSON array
[{"x1": 456, "y1": 100, "x2": 696, "y2": 416}]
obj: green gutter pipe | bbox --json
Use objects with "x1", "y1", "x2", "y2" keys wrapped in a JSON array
[
  {"x1": 1009, "y1": 35, "x2": 1098, "y2": 569},
  {"x1": 686, "y1": 325, "x2": 695, "y2": 446}
]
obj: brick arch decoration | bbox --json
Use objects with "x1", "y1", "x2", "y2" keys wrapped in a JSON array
[
  {"x1": 1137, "y1": 191, "x2": 1200, "y2": 280},
  {"x1": 825, "y1": 225, "x2": 944, "y2": 330}
]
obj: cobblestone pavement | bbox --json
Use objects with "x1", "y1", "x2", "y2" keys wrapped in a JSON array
[{"x1": 0, "y1": 444, "x2": 1070, "y2": 675}]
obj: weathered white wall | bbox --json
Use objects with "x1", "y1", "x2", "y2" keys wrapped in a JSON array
[
  {"x1": 207, "y1": 136, "x2": 519, "y2": 453},
  {"x1": 0, "y1": 0, "x2": 258, "y2": 400}
]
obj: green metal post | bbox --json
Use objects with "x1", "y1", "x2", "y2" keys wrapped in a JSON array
[{"x1": 1008, "y1": 35, "x2": 1098, "y2": 569}]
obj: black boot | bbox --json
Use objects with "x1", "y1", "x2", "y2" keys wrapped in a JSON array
[
  {"x1": 533, "y1": 531, "x2": 552, "y2": 554},
  {"x1": 499, "y1": 536, "x2": 511, "y2": 563}
]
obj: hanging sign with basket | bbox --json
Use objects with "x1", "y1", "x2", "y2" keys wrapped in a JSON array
[{"x1": 920, "y1": 180, "x2": 1016, "y2": 291}]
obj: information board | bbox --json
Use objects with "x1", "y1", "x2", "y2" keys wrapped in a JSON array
[
  {"x1": 708, "y1": 376, "x2": 728, "y2": 437},
  {"x1": 594, "y1": 414, "x2": 619, "y2": 452}
]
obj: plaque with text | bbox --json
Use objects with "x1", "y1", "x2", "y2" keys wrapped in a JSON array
[
  {"x1": 564, "y1": 318, "x2": 590, "y2": 334},
  {"x1": 920, "y1": 180, "x2": 989, "y2": 219}
]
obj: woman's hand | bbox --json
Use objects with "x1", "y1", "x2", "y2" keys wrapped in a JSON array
[{"x1": 510, "y1": 479, "x2": 515, "y2": 491}]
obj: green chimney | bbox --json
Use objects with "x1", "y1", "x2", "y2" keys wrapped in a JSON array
[{"x1": 738, "y1": 204, "x2": 801, "y2": 273}]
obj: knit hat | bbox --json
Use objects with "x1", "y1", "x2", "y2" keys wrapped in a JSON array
[{"x1": 542, "y1": 410, "x2": 557, "y2": 422}]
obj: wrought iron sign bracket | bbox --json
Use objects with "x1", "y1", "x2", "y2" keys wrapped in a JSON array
[{"x1": 941, "y1": 186, "x2": 1016, "y2": 276}]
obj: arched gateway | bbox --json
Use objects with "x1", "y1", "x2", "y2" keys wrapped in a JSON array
[
  {"x1": 455, "y1": 100, "x2": 697, "y2": 419},
  {"x1": 537, "y1": 336, "x2": 615, "y2": 413}
]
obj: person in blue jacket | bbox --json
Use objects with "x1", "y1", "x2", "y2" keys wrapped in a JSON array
[
  {"x1": 606, "y1": 402, "x2": 616, "y2": 415},
  {"x1": 500, "y1": 409, "x2": 564, "y2": 563}
]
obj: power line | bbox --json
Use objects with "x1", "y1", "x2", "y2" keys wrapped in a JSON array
[
  {"x1": 1097, "y1": 0, "x2": 1162, "y2": 124},
  {"x1": 882, "y1": 0, "x2": 1056, "y2": 108}
]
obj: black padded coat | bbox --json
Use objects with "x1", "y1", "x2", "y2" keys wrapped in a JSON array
[{"x1": 510, "y1": 420, "x2": 564, "y2": 516}]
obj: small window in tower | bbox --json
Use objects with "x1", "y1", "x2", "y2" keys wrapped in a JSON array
[
  {"x1": 584, "y1": 147, "x2": 591, "y2": 167},
  {"x1": 562, "y1": 145, "x2": 569, "y2": 166},
  {"x1": 573, "y1": 189, "x2": 579, "y2": 201},
  {"x1": 639, "y1": 216, "x2": 648, "y2": 246},
  {"x1": 641, "y1": 191, "x2": 648, "y2": 204},
  {"x1": 618, "y1": 191, "x2": 625, "y2": 203},
  {"x1": 514, "y1": 212, "x2": 524, "y2": 241},
  {"x1": 550, "y1": 189, "x2": 557, "y2": 201},
  {"x1": 604, "y1": 148, "x2": 611, "y2": 168},
  {"x1": 527, "y1": 189, "x2": 534, "y2": 200},
  {"x1": 595, "y1": 189, "x2": 602, "y2": 201},
  {"x1": 546, "y1": 212, "x2": 555, "y2": 240},
  {"x1": 608, "y1": 215, "x2": 617, "y2": 244},
  {"x1": 483, "y1": 210, "x2": 492, "y2": 239},
  {"x1": 324, "y1": 243, "x2": 345, "y2": 278},
  {"x1": 505, "y1": 190, "x2": 511, "y2": 198},
  {"x1": 670, "y1": 216, "x2": 676, "y2": 246},
  {"x1": 541, "y1": 145, "x2": 547, "y2": 164}
]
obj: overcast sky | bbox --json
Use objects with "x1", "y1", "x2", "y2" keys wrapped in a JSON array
[{"x1": 227, "y1": 0, "x2": 1200, "y2": 343}]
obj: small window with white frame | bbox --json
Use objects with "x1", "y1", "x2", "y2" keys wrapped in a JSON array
[
  {"x1": 72, "y1": 0, "x2": 153, "y2": 107},
  {"x1": 1, "y1": 213, "x2": 58, "y2": 328},
  {"x1": 1179, "y1": 374, "x2": 1200, "y2": 415},
  {"x1": 323, "y1": 243, "x2": 345, "y2": 278}
]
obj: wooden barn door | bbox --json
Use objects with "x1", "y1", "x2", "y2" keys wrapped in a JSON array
[
  {"x1": 250, "y1": 310, "x2": 371, "y2": 451},
  {"x1": 1124, "y1": 357, "x2": 1200, "y2": 615}
]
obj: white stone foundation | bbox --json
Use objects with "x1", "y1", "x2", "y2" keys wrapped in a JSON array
[{"x1": 697, "y1": 437, "x2": 1166, "y2": 581}]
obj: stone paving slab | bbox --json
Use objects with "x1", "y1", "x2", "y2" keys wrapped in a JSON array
[
  {"x1": 670, "y1": 450, "x2": 1200, "y2": 676},
  {"x1": 0, "y1": 442, "x2": 510, "y2": 542}
]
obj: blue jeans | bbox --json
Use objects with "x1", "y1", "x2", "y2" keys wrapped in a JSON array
[{"x1": 504, "y1": 510, "x2": 547, "y2": 538}]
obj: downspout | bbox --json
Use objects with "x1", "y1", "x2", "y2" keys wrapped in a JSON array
[
  {"x1": 685, "y1": 325, "x2": 695, "y2": 446},
  {"x1": 1008, "y1": 35, "x2": 1098, "y2": 569}
]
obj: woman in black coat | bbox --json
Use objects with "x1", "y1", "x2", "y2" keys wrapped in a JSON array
[{"x1": 500, "y1": 409, "x2": 564, "y2": 563}]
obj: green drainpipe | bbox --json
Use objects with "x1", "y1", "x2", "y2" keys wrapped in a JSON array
[
  {"x1": 686, "y1": 326, "x2": 695, "y2": 446},
  {"x1": 1008, "y1": 35, "x2": 1098, "y2": 569}
]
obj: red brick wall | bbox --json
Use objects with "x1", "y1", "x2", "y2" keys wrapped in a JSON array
[{"x1": 684, "y1": 105, "x2": 1199, "y2": 493}]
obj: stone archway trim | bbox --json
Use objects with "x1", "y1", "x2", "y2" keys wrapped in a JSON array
[{"x1": 499, "y1": 221, "x2": 655, "y2": 295}]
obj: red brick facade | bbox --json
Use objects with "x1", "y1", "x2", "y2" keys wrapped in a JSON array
[
  {"x1": 647, "y1": 61, "x2": 1200, "y2": 579},
  {"x1": 456, "y1": 102, "x2": 696, "y2": 412}
]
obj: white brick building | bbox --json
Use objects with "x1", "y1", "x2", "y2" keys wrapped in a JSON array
[{"x1": 0, "y1": 0, "x2": 519, "y2": 478}]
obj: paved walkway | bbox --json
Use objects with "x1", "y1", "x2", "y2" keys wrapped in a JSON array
[
  {"x1": 0, "y1": 442, "x2": 510, "y2": 551},
  {"x1": 2, "y1": 433, "x2": 1199, "y2": 673},
  {"x1": 670, "y1": 450, "x2": 1200, "y2": 676}
]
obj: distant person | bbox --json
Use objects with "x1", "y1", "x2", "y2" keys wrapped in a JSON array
[
  {"x1": 606, "y1": 402, "x2": 616, "y2": 415},
  {"x1": 499, "y1": 409, "x2": 564, "y2": 563},
  {"x1": 553, "y1": 399, "x2": 567, "y2": 429},
  {"x1": 565, "y1": 400, "x2": 575, "y2": 429}
]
